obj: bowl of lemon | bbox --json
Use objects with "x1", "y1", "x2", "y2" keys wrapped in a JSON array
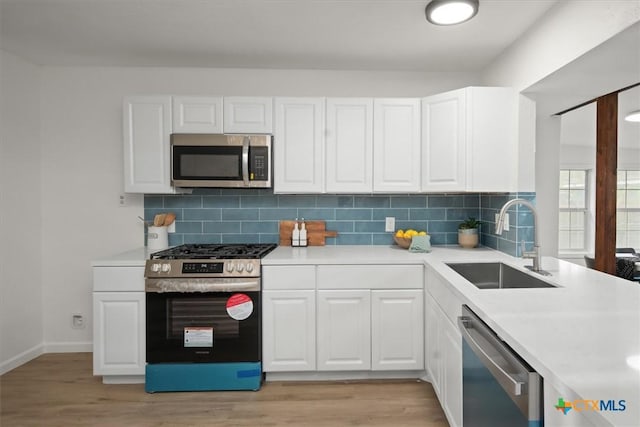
[{"x1": 394, "y1": 229, "x2": 427, "y2": 249}]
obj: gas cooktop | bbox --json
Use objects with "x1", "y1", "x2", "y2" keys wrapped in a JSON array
[{"x1": 150, "y1": 243, "x2": 277, "y2": 260}]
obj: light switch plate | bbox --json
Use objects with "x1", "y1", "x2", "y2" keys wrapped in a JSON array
[
  {"x1": 495, "y1": 213, "x2": 510, "y2": 231},
  {"x1": 385, "y1": 217, "x2": 395, "y2": 232}
]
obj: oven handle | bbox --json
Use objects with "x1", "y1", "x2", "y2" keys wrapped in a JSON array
[
  {"x1": 242, "y1": 136, "x2": 250, "y2": 186},
  {"x1": 146, "y1": 278, "x2": 260, "y2": 293}
]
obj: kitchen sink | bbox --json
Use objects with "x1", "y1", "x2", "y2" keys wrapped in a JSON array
[{"x1": 445, "y1": 262, "x2": 557, "y2": 289}]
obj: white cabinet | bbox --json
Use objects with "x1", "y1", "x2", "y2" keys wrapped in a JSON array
[
  {"x1": 172, "y1": 96, "x2": 223, "y2": 133},
  {"x1": 421, "y1": 91, "x2": 466, "y2": 191},
  {"x1": 371, "y1": 290, "x2": 424, "y2": 370},
  {"x1": 262, "y1": 290, "x2": 316, "y2": 372},
  {"x1": 317, "y1": 290, "x2": 371, "y2": 371},
  {"x1": 223, "y1": 96, "x2": 273, "y2": 133},
  {"x1": 421, "y1": 86, "x2": 522, "y2": 192},
  {"x1": 262, "y1": 265, "x2": 316, "y2": 372},
  {"x1": 425, "y1": 266, "x2": 463, "y2": 427},
  {"x1": 274, "y1": 97, "x2": 325, "y2": 193},
  {"x1": 373, "y1": 98, "x2": 421, "y2": 193},
  {"x1": 92, "y1": 265, "x2": 145, "y2": 383},
  {"x1": 123, "y1": 96, "x2": 173, "y2": 193},
  {"x1": 325, "y1": 98, "x2": 373, "y2": 193}
]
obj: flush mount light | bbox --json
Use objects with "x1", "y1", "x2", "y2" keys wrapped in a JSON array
[
  {"x1": 624, "y1": 110, "x2": 640, "y2": 122},
  {"x1": 425, "y1": 0, "x2": 479, "y2": 25}
]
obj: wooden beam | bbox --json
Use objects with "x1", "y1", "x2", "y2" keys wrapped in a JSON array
[{"x1": 594, "y1": 93, "x2": 618, "y2": 274}]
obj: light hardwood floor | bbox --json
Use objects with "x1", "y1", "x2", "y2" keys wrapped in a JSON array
[{"x1": 1, "y1": 353, "x2": 449, "y2": 426}]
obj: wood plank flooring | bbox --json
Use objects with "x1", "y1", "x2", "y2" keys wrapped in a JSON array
[{"x1": 1, "y1": 353, "x2": 449, "y2": 426}]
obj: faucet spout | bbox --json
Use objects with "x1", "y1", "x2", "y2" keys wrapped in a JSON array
[{"x1": 495, "y1": 198, "x2": 545, "y2": 273}]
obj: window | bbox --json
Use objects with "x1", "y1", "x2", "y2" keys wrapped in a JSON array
[
  {"x1": 559, "y1": 170, "x2": 588, "y2": 251},
  {"x1": 617, "y1": 170, "x2": 640, "y2": 250}
]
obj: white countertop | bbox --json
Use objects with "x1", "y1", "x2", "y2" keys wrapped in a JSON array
[{"x1": 265, "y1": 245, "x2": 640, "y2": 426}]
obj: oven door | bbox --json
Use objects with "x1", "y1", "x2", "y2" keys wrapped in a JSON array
[{"x1": 146, "y1": 285, "x2": 261, "y2": 364}]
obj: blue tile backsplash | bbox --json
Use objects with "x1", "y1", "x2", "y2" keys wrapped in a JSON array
[{"x1": 144, "y1": 189, "x2": 535, "y2": 257}]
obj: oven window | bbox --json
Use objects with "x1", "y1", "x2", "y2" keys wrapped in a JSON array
[{"x1": 167, "y1": 298, "x2": 239, "y2": 339}]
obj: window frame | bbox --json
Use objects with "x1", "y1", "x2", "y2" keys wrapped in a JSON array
[
  {"x1": 558, "y1": 168, "x2": 591, "y2": 256},
  {"x1": 616, "y1": 170, "x2": 640, "y2": 251}
]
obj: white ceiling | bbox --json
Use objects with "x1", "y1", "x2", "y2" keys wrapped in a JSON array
[{"x1": 0, "y1": 0, "x2": 558, "y2": 71}]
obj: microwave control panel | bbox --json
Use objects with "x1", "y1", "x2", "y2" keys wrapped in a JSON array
[{"x1": 249, "y1": 147, "x2": 269, "y2": 181}]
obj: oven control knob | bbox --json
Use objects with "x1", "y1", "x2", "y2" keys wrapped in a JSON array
[
  {"x1": 161, "y1": 263, "x2": 171, "y2": 273},
  {"x1": 236, "y1": 263, "x2": 245, "y2": 272},
  {"x1": 226, "y1": 263, "x2": 235, "y2": 273},
  {"x1": 246, "y1": 263, "x2": 254, "y2": 273},
  {"x1": 150, "y1": 263, "x2": 161, "y2": 273}
]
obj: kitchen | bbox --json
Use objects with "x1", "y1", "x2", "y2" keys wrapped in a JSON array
[{"x1": 1, "y1": 1, "x2": 640, "y2": 426}]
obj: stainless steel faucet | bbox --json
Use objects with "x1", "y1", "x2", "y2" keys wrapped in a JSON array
[{"x1": 495, "y1": 198, "x2": 548, "y2": 274}]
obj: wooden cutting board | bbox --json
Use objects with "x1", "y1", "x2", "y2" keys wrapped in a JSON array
[{"x1": 279, "y1": 220, "x2": 338, "y2": 246}]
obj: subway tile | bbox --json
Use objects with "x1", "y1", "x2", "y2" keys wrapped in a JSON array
[
  {"x1": 298, "y1": 208, "x2": 336, "y2": 221},
  {"x1": 202, "y1": 196, "x2": 240, "y2": 208},
  {"x1": 463, "y1": 195, "x2": 480, "y2": 208},
  {"x1": 203, "y1": 222, "x2": 241, "y2": 234},
  {"x1": 372, "y1": 209, "x2": 409, "y2": 221},
  {"x1": 446, "y1": 208, "x2": 480, "y2": 222},
  {"x1": 259, "y1": 234, "x2": 280, "y2": 244},
  {"x1": 411, "y1": 208, "x2": 446, "y2": 221},
  {"x1": 175, "y1": 221, "x2": 203, "y2": 234},
  {"x1": 428, "y1": 195, "x2": 463, "y2": 208},
  {"x1": 427, "y1": 221, "x2": 459, "y2": 234},
  {"x1": 354, "y1": 196, "x2": 390, "y2": 208},
  {"x1": 222, "y1": 208, "x2": 259, "y2": 221},
  {"x1": 183, "y1": 208, "x2": 222, "y2": 221},
  {"x1": 428, "y1": 233, "x2": 447, "y2": 245},
  {"x1": 278, "y1": 195, "x2": 316, "y2": 208},
  {"x1": 259, "y1": 208, "x2": 298, "y2": 221},
  {"x1": 182, "y1": 234, "x2": 222, "y2": 244},
  {"x1": 354, "y1": 221, "x2": 385, "y2": 233},
  {"x1": 164, "y1": 195, "x2": 203, "y2": 209},
  {"x1": 372, "y1": 233, "x2": 395, "y2": 245},
  {"x1": 336, "y1": 209, "x2": 371, "y2": 221},
  {"x1": 241, "y1": 195, "x2": 278, "y2": 208},
  {"x1": 167, "y1": 233, "x2": 184, "y2": 246},
  {"x1": 316, "y1": 195, "x2": 354, "y2": 208},
  {"x1": 325, "y1": 221, "x2": 355, "y2": 232},
  {"x1": 222, "y1": 234, "x2": 261, "y2": 244},
  {"x1": 241, "y1": 221, "x2": 279, "y2": 234},
  {"x1": 336, "y1": 233, "x2": 372, "y2": 245},
  {"x1": 390, "y1": 196, "x2": 427, "y2": 208},
  {"x1": 445, "y1": 233, "x2": 460, "y2": 245},
  {"x1": 144, "y1": 195, "x2": 164, "y2": 209}
]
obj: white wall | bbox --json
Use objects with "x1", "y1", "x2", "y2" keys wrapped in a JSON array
[
  {"x1": 37, "y1": 66, "x2": 478, "y2": 351},
  {"x1": 0, "y1": 50, "x2": 44, "y2": 373}
]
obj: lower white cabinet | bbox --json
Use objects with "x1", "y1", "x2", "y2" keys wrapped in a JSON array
[
  {"x1": 262, "y1": 290, "x2": 316, "y2": 372},
  {"x1": 92, "y1": 291, "x2": 145, "y2": 379},
  {"x1": 317, "y1": 290, "x2": 371, "y2": 370},
  {"x1": 92, "y1": 265, "x2": 145, "y2": 383},
  {"x1": 425, "y1": 267, "x2": 462, "y2": 427}
]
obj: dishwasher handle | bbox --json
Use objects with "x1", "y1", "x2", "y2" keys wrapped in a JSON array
[{"x1": 458, "y1": 316, "x2": 525, "y2": 397}]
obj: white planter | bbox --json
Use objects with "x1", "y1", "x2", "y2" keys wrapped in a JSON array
[{"x1": 458, "y1": 228, "x2": 478, "y2": 248}]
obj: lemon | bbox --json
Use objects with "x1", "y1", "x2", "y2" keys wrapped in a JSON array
[
  {"x1": 395, "y1": 230, "x2": 404, "y2": 237},
  {"x1": 418, "y1": 231, "x2": 427, "y2": 236}
]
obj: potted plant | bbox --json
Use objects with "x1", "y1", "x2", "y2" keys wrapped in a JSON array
[{"x1": 458, "y1": 217, "x2": 480, "y2": 248}]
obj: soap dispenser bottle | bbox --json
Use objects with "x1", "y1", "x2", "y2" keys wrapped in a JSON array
[
  {"x1": 292, "y1": 218, "x2": 300, "y2": 247},
  {"x1": 299, "y1": 218, "x2": 308, "y2": 247}
]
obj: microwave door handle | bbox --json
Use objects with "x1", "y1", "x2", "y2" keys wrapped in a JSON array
[{"x1": 242, "y1": 137, "x2": 250, "y2": 185}]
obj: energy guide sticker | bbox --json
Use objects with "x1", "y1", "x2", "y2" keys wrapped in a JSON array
[
  {"x1": 184, "y1": 327, "x2": 213, "y2": 348},
  {"x1": 226, "y1": 293, "x2": 253, "y2": 320}
]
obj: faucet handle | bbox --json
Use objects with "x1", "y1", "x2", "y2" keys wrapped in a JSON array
[{"x1": 520, "y1": 240, "x2": 527, "y2": 256}]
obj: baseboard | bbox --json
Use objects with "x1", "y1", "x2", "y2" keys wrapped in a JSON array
[
  {"x1": 0, "y1": 343, "x2": 45, "y2": 376},
  {"x1": 43, "y1": 341, "x2": 92, "y2": 353}
]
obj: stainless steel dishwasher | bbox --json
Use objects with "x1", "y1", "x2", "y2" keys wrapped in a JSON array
[{"x1": 458, "y1": 305, "x2": 543, "y2": 427}]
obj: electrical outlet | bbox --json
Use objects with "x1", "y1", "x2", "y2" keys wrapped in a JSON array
[
  {"x1": 119, "y1": 193, "x2": 127, "y2": 207},
  {"x1": 385, "y1": 217, "x2": 396, "y2": 232},
  {"x1": 72, "y1": 314, "x2": 85, "y2": 329}
]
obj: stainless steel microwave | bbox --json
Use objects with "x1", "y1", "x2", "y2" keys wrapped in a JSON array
[{"x1": 171, "y1": 134, "x2": 271, "y2": 188}]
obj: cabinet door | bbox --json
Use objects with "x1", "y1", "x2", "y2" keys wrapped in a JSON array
[
  {"x1": 274, "y1": 97, "x2": 325, "y2": 193},
  {"x1": 172, "y1": 96, "x2": 223, "y2": 133},
  {"x1": 123, "y1": 96, "x2": 173, "y2": 193},
  {"x1": 425, "y1": 293, "x2": 442, "y2": 395},
  {"x1": 442, "y1": 317, "x2": 462, "y2": 427},
  {"x1": 92, "y1": 292, "x2": 145, "y2": 376},
  {"x1": 223, "y1": 96, "x2": 273, "y2": 133},
  {"x1": 371, "y1": 290, "x2": 424, "y2": 371},
  {"x1": 373, "y1": 98, "x2": 421, "y2": 192},
  {"x1": 317, "y1": 290, "x2": 371, "y2": 371},
  {"x1": 421, "y1": 90, "x2": 466, "y2": 191},
  {"x1": 325, "y1": 98, "x2": 373, "y2": 193},
  {"x1": 262, "y1": 290, "x2": 316, "y2": 372}
]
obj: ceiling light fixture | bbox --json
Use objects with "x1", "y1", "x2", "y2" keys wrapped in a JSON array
[
  {"x1": 425, "y1": 0, "x2": 479, "y2": 26},
  {"x1": 624, "y1": 110, "x2": 640, "y2": 122}
]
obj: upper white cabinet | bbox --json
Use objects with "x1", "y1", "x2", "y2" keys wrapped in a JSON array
[
  {"x1": 274, "y1": 97, "x2": 325, "y2": 193},
  {"x1": 223, "y1": 96, "x2": 273, "y2": 134},
  {"x1": 421, "y1": 86, "x2": 526, "y2": 193},
  {"x1": 421, "y1": 91, "x2": 466, "y2": 192},
  {"x1": 373, "y1": 98, "x2": 421, "y2": 193},
  {"x1": 172, "y1": 96, "x2": 223, "y2": 133},
  {"x1": 123, "y1": 96, "x2": 173, "y2": 194},
  {"x1": 325, "y1": 98, "x2": 374, "y2": 193}
]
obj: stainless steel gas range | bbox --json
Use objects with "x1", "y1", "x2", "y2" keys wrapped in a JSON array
[{"x1": 144, "y1": 243, "x2": 277, "y2": 393}]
